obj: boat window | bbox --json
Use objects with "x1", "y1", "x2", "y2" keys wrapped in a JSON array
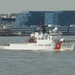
[
  {"x1": 44, "y1": 36, "x2": 48, "y2": 39},
  {"x1": 4, "y1": 44, "x2": 10, "y2": 46},
  {"x1": 41, "y1": 37, "x2": 44, "y2": 40},
  {"x1": 49, "y1": 37, "x2": 50, "y2": 40},
  {"x1": 38, "y1": 38, "x2": 40, "y2": 40}
]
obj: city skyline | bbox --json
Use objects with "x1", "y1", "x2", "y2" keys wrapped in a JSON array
[{"x1": 0, "y1": 0, "x2": 75, "y2": 14}]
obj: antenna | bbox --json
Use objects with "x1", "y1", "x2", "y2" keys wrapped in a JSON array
[{"x1": 41, "y1": 12, "x2": 46, "y2": 34}]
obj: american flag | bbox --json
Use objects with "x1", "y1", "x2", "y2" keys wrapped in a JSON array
[{"x1": 36, "y1": 25, "x2": 40, "y2": 30}]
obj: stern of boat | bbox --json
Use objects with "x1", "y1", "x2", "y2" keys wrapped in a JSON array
[{"x1": 54, "y1": 41, "x2": 75, "y2": 52}]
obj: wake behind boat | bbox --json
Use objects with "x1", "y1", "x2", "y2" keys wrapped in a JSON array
[{"x1": 0, "y1": 27, "x2": 74, "y2": 51}]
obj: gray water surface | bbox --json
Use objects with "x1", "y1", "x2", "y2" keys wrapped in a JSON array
[{"x1": 0, "y1": 36, "x2": 75, "y2": 75}]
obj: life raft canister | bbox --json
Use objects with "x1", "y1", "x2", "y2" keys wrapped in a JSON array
[{"x1": 54, "y1": 42, "x2": 62, "y2": 51}]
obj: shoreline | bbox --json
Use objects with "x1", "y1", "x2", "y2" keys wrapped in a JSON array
[{"x1": 0, "y1": 34, "x2": 75, "y2": 36}]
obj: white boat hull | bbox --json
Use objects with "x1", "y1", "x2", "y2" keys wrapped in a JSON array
[
  {"x1": 55, "y1": 42, "x2": 74, "y2": 51},
  {"x1": 60, "y1": 42, "x2": 74, "y2": 51},
  {"x1": 0, "y1": 43, "x2": 55, "y2": 51},
  {"x1": 0, "y1": 42, "x2": 74, "y2": 51}
]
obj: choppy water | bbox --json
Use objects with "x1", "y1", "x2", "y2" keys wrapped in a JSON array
[{"x1": 0, "y1": 36, "x2": 75, "y2": 75}]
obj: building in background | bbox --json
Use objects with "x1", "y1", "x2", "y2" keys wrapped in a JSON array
[
  {"x1": 0, "y1": 13, "x2": 18, "y2": 28},
  {"x1": 13, "y1": 11, "x2": 75, "y2": 27},
  {"x1": 0, "y1": 11, "x2": 75, "y2": 35},
  {"x1": 0, "y1": 13, "x2": 18, "y2": 35},
  {"x1": 1, "y1": 11, "x2": 75, "y2": 27},
  {"x1": 14, "y1": 11, "x2": 44, "y2": 27}
]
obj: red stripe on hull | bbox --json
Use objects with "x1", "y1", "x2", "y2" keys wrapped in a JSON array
[{"x1": 54, "y1": 42, "x2": 62, "y2": 51}]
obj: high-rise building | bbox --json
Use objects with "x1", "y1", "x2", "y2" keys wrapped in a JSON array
[{"x1": 14, "y1": 11, "x2": 75, "y2": 27}]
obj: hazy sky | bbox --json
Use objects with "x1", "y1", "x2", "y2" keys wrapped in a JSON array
[{"x1": 0, "y1": 0, "x2": 75, "y2": 14}]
